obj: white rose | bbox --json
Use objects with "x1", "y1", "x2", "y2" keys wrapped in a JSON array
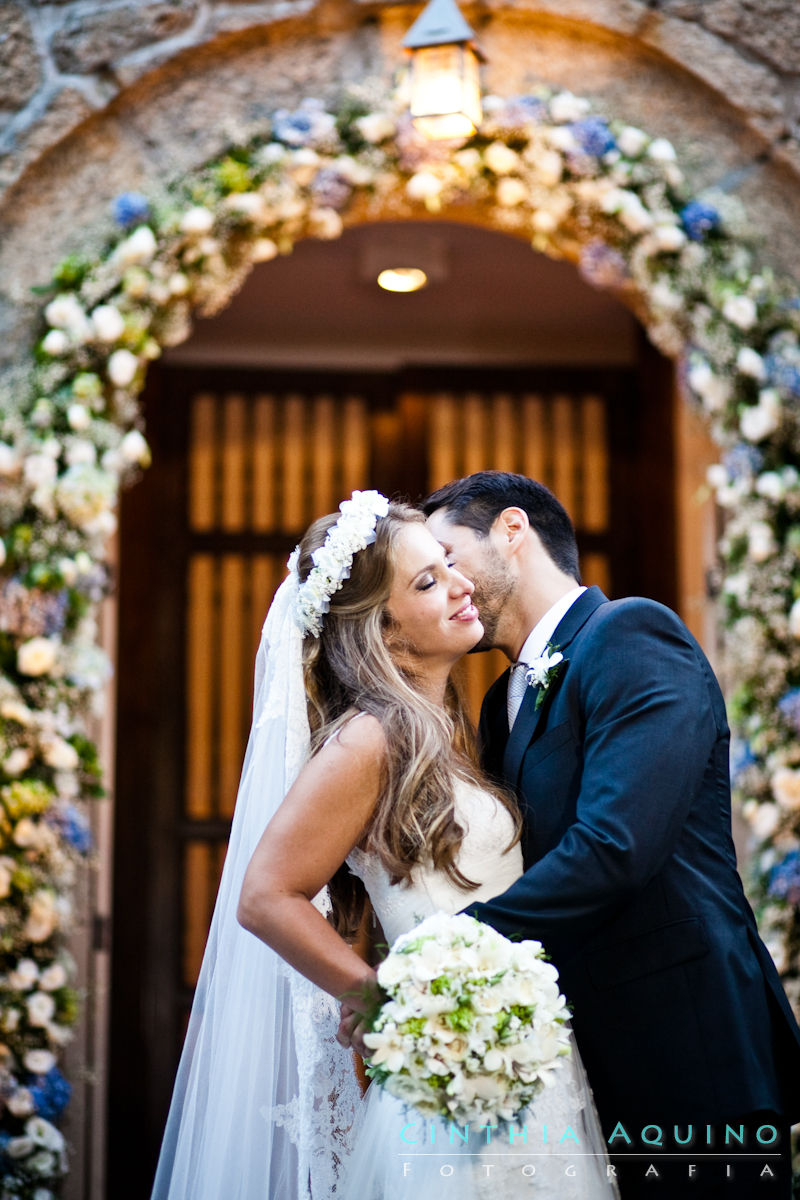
[
  {"x1": 736, "y1": 347, "x2": 767, "y2": 380},
  {"x1": 120, "y1": 429, "x2": 151, "y2": 466},
  {"x1": 723, "y1": 294, "x2": 758, "y2": 331},
  {"x1": 115, "y1": 225, "x2": 157, "y2": 266},
  {"x1": 222, "y1": 192, "x2": 267, "y2": 221},
  {"x1": 652, "y1": 223, "x2": 686, "y2": 252},
  {"x1": 26, "y1": 1115, "x2": 65, "y2": 1152},
  {"x1": 41, "y1": 330, "x2": 69, "y2": 356},
  {"x1": 1, "y1": 698, "x2": 33, "y2": 724},
  {"x1": 24, "y1": 1049, "x2": 56, "y2": 1075},
  {"x1": 740, "y1": 390, "x2": 781, "y2": 441},
  {"x1": 40, "y1": 735, "x2": 79, "y2": 771},
  {"x1": 549, "y1": 92, "x2": 590, "y2": 123},
  {"x1": 65, "y1": 438, "x2": 97, "y2": 468},
  {"x1": 9, "y1": 958, "x2": 39, "y2": 990},
  {"x1": 532, "y1": 149, "x2": 563, "y2": 187},
  {"x1": 107, "y1": 349, "x2": 139, "y2": 388},
  {"x1": 24, "y1": 455, "x2": 57, "y2": 492},
  {"x1": 66, "y1": 403, "x2": 90, "y2": 432},
  {"x1": 355, "y1": 112, "x2": 395, "y2": 143},
  {"x1": 755, "y1": 471, "x2": 785, "y2": 502},
  {"x1": 332, "y1": 155, "x2": 373, "y2": 186},
  {"x1": 531, "y1": 209, "x2": 558, "y2": 234},
  {"x1": 771, "y1": 768, "x2": 800, "y2": 812},
  {"x1": 746, "y1": 801, "x2": 781, "y2": 841},
  {"x1": 484, "y1": 141, "x2": 520, "y2": 175},
  {"x1": 251, "y1": 238, "x2": 278, "y2": 263},
  {"x1": 0, "y1": 442, "x2": 21, "y2": 476},
  {"x1": 618, "y1": 125, "x2": 648, "y2": 157},
  {"x1": 747, "y1": 521, "x2": 777, "y2": 563},
  {"x1": 647, "y1": 137, "x2": 677, "y2": 162},
  {"x1": 308, "y1": 208, "x2": 343, "y2": 240},
  {"x1": 406, "y1": 171, "x2": 444, "y2": 201},
  {"x1": 24, "y1": 892, "x2": 60, "y2": 944},
  {"x1": 17, "y1": 637, "x2": 58, "y2": 677},
  {"x1": 496, "y1": 178, "x2": 528, "y2": 208},
  {"x1": 179, "y1": 206, "x2": 215, "y2": 236},
  {"x1": 3, "y1": 747, "x2": 32, "y2": 777},
  {"x1": 39, "y1": 963, "x2": 68, "y2": 991},
  {"x1": 91, "y1": 304, "x2": 125, "y2": 343}
]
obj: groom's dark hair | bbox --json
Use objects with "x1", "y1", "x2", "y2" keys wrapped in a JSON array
[{"x1": 422, "y1": 471, "x2": 581, "y2": 581}]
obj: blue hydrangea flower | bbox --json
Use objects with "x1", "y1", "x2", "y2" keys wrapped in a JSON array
[
  {"x1": 578, "y1": 241, "x2": 628, "y2": 289},
  {"x1": 49, "y1": 804, "x2": 93, "y2": 855},
  {"x1": 723, "y1": 442, "x2": 764, "y2": 481},
  {"x1": 765, "y1": 354, "x2": 800, "y2": 398},
  {"x1": 768, "y1": 850, "x2": 800, "y2": 905},
  {"x1": 310, "y1": 168, "x2": 352, "y2": 212},
  {"x1": 112, "y1": 192, "x2": 151, "y2": 229},
  {"x1": 29, "y1": 1067, "x2": 72, "y2": 1120},
  {"x1": 680, "y1": 201, "x2": 721, "y2": 242},
  {"x1": 778, "y1": 689, "x2": 800, "y2": 733},
  {"x1": 493, "y1": 95, "x2": 547, "y2": 129},
  {"x1": 729, "y1": 737, "x2": 756, "y2": 782},
  {"x1": 569, "y1": 117, "x2": 616, "y2": 157}
]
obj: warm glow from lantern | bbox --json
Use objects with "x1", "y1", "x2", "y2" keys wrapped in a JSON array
[
  {"x1": 377, "y1": 267, "x2": 429, "y2": 293},
  {"x1": 408, "y1": 44, "x2": 482, "y2": 140}
]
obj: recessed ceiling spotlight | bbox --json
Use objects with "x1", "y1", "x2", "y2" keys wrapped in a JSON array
[{"x1": 377, "y1": 267, "x2": 429, "y2": 293}]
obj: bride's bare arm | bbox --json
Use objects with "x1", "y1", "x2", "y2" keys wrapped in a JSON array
[{"x1": 237, "y1": 714, "x2": 385, "y2": 1008}]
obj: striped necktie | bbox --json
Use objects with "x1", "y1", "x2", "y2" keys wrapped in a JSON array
[{"x1": 506, "y1": 662, "x2": 529, "y2": 730}]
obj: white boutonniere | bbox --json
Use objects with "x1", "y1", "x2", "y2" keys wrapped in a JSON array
[{"x1": 525, "y1": 642, "x2": 567, "y2": 711}]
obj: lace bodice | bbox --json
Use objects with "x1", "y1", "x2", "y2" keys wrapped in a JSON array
[{"x1": 347, "y1": 778, "x2": 523, "y2": 945}]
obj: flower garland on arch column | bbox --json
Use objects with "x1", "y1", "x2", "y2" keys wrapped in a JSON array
[{"x1": 1, "y1": 81, "x2": 799, "y2": 1192}]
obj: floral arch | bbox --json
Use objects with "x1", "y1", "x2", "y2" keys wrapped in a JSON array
[{"x1": 0, "y1": 81, "x2": 799, "y2": 1191}]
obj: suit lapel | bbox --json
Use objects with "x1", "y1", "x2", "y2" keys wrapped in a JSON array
[{"x1": 502, "y1": 586, "x2": 608, "y2": 785}]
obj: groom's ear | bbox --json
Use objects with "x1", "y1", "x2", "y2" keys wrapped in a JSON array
[{"x1": 493, "y1": 507, "x2": 529, "y2": 556}]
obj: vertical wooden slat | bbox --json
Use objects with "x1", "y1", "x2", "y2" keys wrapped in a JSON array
[
  {"x1": 463, "y1": 393, "x2": 486, "y2": 475},
  {"x1": 492, "y1": 393, "x2": 516, "y2": 473},
  {"x1": 252, "y1": 395, "x2": 275, "y2": 532},
  {"x1": 189, "y1": 394, "x2": 217, "y2": 531},
  {"x1": 221, "y1": 394, "x2": 246, "y2": 532},
  {"x1": 282, "y1": 394, "x2": 306, "y2": 529},
  {"x1": 186, "y1": 555, "x2": 214, "y2": 820},
  {"x1": 183, "y1": 843, "x2": 211, "y2": 987},
  {"x1": 218, "y1": 555, "x2": 244, "y2": 818},
  {"x1": 552, "y1": 394, "x2": 577, "y2": 521},
  {"x1": 522, "y1": 395, "x2": 547, "y2": 484},
  {"x1": 428, "y1": 393, "x2": 458, "y2": 489},
  {"x1": 581, "y1": 551, "x2": 611, "y2": 595},
  {"x1": 341, "y1": 397, "x2": 368, "y2": 497},
  {"x1": 312, "y1": 395, "x2": 336, "y2": 517},
  {"x1": 581, "y1": 394, "x2": 609, "y2": 532}
]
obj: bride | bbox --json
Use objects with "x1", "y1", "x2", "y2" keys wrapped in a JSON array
[{"x1": 151, "y1": 492, "x2": 616, "y2": 1200}]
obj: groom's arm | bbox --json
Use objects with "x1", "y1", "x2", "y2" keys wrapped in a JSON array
[{"x1": 466, "y1": 600, "x2": 722, "y2": 957}]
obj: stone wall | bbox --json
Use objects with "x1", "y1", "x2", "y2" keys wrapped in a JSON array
[{"x1": 2, "y1": 0, "x2": 800, "y2": 372}]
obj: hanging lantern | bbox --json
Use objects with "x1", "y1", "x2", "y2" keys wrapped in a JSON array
[{"x1": 402, "y1": 0, "x2": 485, "y2": 141}]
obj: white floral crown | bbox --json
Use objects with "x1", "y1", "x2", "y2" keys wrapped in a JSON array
[{"x1": 289, "y1": 490, "x2": 390, "y2": 637}]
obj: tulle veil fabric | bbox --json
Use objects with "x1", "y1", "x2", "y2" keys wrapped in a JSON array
[{"x1": 150, "y1": 575, "x2": 362, "y2": 1200}]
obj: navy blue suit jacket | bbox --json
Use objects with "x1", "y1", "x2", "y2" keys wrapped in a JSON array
[{"x1": 468, "y1": 587, "x2": 800, "y2": 1127}]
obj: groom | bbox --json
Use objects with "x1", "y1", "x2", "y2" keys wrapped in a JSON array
[{"x1": 421, "y1": 471, "x2": 800, "y2": 1198}]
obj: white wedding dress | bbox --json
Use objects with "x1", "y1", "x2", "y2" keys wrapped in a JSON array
[{"x1": 341, "y1": 777, "x2": 618, "y2": 1200}]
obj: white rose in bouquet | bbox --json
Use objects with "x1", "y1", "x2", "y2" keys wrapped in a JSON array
[{"x1": 363, "y1": 912, "x2": 571, "y2": 1125}]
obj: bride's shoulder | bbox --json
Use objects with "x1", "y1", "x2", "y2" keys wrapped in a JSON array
[{"x1": 319, "y1": 711, "x2": 387, "y2": 762}]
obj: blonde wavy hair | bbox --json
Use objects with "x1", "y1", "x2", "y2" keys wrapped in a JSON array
[{"x1": 297, "y1": 501, "x2": 521, "y2": 937}]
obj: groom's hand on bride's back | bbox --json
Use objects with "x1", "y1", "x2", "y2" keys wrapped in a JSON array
[{"x1": 337, "y1": 1001, "x2": 370, "y2": 1057}]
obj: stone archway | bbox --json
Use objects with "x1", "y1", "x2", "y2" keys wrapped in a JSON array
[{"x1": 2, "y1": 7, "x2": 800, "y2": 1197}]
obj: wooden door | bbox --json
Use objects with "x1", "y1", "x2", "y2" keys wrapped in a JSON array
[{"x1": 108, "y1": 361, "x2": 675, "y2": 1197}]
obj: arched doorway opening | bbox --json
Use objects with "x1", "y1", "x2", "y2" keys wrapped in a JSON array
[{"x1": 110, "y1": 219, "x2": 680, "y2": 1195}]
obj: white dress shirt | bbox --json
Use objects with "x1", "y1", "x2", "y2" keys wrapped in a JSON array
[
  {"x1": 506, "y1": 586, "x2": 586, "y2": 729},
  {"x1": 516, "y1": 585, "x2": 587, "y2": 666}
]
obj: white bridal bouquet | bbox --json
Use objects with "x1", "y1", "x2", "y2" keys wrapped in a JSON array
[{"x1": 363, "y1": 912, "x2": 572, "y2": 1125}]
